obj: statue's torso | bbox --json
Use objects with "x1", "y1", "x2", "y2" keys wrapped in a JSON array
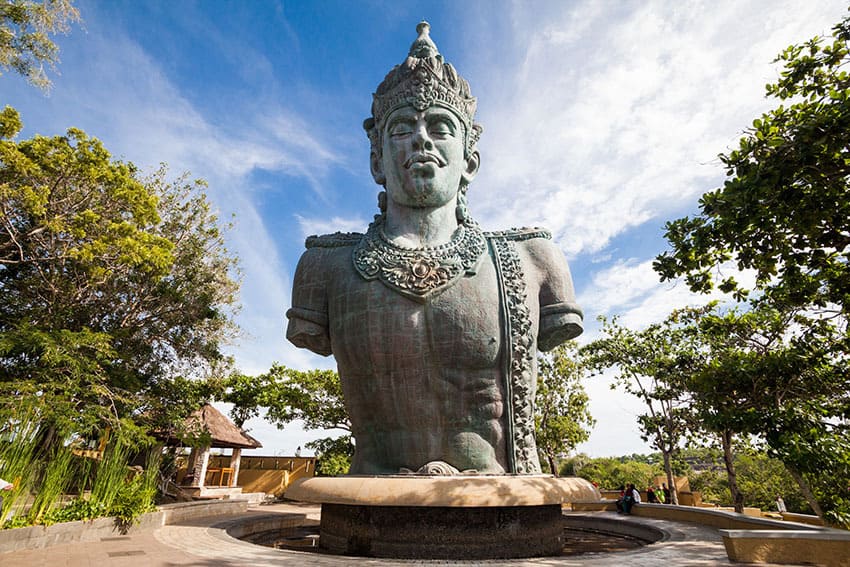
[
  {"x1": 286, "y1": 227, "x2": 582, "y2": 475},
  {"x1": 324, "y1": 245, "x2": 512, "y2": 474}
]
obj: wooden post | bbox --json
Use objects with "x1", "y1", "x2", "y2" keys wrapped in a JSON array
[
  {"x1": 192, "y1": 446, "x2": 211, "y2": 488},
  {"x1": 230, "y1": 448, "x2": 242, "y2": 487}
]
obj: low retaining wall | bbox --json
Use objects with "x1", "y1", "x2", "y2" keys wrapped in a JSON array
[
  {"x1": 630, "y1": 503, "x2": 820, "y2": 531},
  {"x1": 160, "y1": 499, "x2": 248, "y2": 524},
  {"x1": 571, "y1": 500, "x2": 617, "y2": 512},
  {"x1": 223, "y1": 512, "x2": 314, "y2": 543},
  {"x1": 780, "y1": 511, "x2": 825, "y2": 526},
  {"x1": 562, "y1": 513, "x2": 665, "y2": 543},
  {"x1": 0, "y1": 510, "x2": 165, "y2": 554},
  {"x1": 721, "y1": 529, "x2": 850, "y2": 566},
  {"x1": 628, "y1": 504, "x2": 846, "y2": 565},
  {"x1": 0, "y1": 499, "x2": 249, "y2": 554},
  {"x1": 599, "y1": 489, "x2": 703, "y2": 506}
]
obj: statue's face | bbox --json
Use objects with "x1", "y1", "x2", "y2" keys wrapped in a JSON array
[{"x1": 377, "y1": 105, "x2": 478, "y2": 210}]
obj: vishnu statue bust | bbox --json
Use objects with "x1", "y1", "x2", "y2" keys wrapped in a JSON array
[{"x1": 286, "y1": 22, "x2": 582, "y2": 475}]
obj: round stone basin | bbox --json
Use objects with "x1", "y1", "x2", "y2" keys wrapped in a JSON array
[
  {"x1": 228, "y1": 512, "x2": 663, "y2": 559},
  {"x1": 232, "y1": 476, "x2": 664, "y2": 560},
  {"x1": 280, "y1": 474, "x2": 632, "y2": 559}
]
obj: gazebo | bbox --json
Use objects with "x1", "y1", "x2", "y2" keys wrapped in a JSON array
[{"x1": 180, "y1": 404, "x2": 262, "y2": 496}]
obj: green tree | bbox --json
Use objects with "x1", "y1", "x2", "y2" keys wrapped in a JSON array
[
  {"x1": 0, "y1": 0, "x2": 79, "y2": 91},
  {"x1": 654, "y1": 11, "x2": 850, "y2": 314},
  {"x1": 653, "y1": 12, "x2": 850, "y2": 524},
  {"x1": 582, "y1": 314, "x2": 700, "y2": 505},
  {"x1": 261, "y1": 365, "x2": 350, "y2": 433},
  {"x1": 664, "y1": 304, "x2": 751, "y2": 513},
  {"x1": 565, "y1": 455, "x2": 661, "y2": 491},
  {"x1": 534, "y1": 342, "x2": 595, "y2": 476},
  {"x1": 686, "y1": 445, "x2": 810, "y2": 514},
  {"x1": 677, "y1": 302, "x2": 849, "y2": 522},
  {"x1": 220, "y1": 372, "x2": 269, "y2": 429},
  {"x1": 307, "y1": 435, "x2": 355, "y2": 477},
  {"x1": 0, "y1": 108, "x2": 240, "y2": 447},
  {"x1": 734, "y1": 449, "x2": 809, "y2": 514},
  {"x1": 260, "y1": 364, "x2": 353, "y2": 475}
]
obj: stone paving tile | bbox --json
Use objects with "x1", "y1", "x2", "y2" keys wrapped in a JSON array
[{"x1": 0, "y1": 504, "x2": 811, "y2": 567}]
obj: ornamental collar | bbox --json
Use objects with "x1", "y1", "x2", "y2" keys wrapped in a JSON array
[{"x1": 352, "y1": 216, "x2": 486, "y2": 302}]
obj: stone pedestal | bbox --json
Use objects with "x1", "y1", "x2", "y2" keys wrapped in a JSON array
[
  {"x1": 286, "y1": 475, "x2": 601, "y2": 560},
  {"x1": 321, "y1": 502, "x2": 562, "y2": 558}
]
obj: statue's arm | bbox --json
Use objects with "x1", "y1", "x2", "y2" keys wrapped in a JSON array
[
  {"x1": 524, "y1": 237, "x2": 583, "y2": 351},
  {"x1": 286, "y1": 248, "x2": 333, "y2": 356}
]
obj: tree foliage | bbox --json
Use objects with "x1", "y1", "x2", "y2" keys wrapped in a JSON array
[
  {"x1": 534, "y1": 342, "x2": 595, "y2": 476},
  {"x1": 220, "y1": 372, "x2": 268, "y2": 429},
  {"x1": 563, "y1": 454, "x2": 662, "y2": 491},
  {"x1": 261, "y1": 364, "x2": 350, "y2": 433},
  {"x1": 654, "y1": 11, "x2": 850, "y2": 313},
  {"x1": 656, "y1": 302, "x2": 849, "y2": 522},
  {"x1": 306, "y1": 435, "x2": 354, "y2": 477},
  {"x1": 581, "y1": 314, "x2": 698, "y2": 504},
  {"x1": 236, "y1": 364, "x2": 352, "y2": 475},
  {"x1": 0, "y1": 0, "x2": 79, "y2": 91},
  {"x1": 652, "y1": 9, "x2": 850, "y2": 526},
  {"x1": 675, "y1": 445, "x2": 811, "y2": 514},
  {"x1": 0, "y1": 107, "x2": 240, "y2": 444}
]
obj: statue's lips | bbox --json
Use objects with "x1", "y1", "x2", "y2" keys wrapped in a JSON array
[{"x1": 404, "y1": 154, "x2": 445, "y2": 168}]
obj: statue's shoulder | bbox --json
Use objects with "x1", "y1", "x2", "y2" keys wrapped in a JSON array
[
  {"x1": 294, "y1": 232, "x2": 362, "y2": 281},
  {"x1": 305, "y1": 231, "x2": 364, "y2": 249},
  {"x1": 484, "y1": 226, "x2": 552, "y2": 242},
  {"x1": 486, "y1": 226, "x2": 565, "y2": 272}
]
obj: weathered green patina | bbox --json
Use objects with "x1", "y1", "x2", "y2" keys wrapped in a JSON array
[{"x1": 286, "y1": 22, "x2": 582, "y2": 475}]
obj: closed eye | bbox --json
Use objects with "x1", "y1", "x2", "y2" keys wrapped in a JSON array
[
  {"x1": 388, "y1": 119, "x2": 415, "y2": 137},
  {"x1": 428, "y1": 119, "x2": 455, "y2": 138}
]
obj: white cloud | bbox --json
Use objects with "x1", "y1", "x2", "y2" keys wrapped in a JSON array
[
  {"x1": 579, "y1": 259, "x2": 665, "y2": 320},
  {"x1": 576, "y1": 368, "x2": 650, "y2": 458},
  {"x1": 295, "y1": 215, "x2": 369, "y2": 239},
  {"x1": 578, "y1": 257, "x2": 757, "y2": 332},
  {"x1": 469, "y1": 0, "x2": 846, "y2": 257}
]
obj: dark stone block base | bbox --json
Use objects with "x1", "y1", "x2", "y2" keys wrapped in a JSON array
[{"x1": 319, "y1": 503, "x2": 563, "y2": 559}]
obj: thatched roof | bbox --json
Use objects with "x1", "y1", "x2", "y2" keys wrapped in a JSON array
[{"x1": 183, "y1": 404, "x2": 263, "y2": 449}]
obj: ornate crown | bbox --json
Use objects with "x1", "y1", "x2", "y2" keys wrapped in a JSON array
[{"x1": 364, "y1": 21, "x2": 483, "y2": 155}]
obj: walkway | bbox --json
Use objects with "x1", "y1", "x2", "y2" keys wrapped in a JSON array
[{"x1": 1, "y1": 503, "x2": 805, "y2": 566}]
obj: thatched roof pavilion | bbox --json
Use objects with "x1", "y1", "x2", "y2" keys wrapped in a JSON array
[
  {"x1": 185, "y1": 404, "x2": 262, "y2": 450},
  {"x1": 180, "y1": 404, "x2": 262, "y2": 493}
]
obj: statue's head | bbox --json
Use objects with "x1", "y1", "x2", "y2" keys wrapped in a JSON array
[{"x1": 364, "y1": 22, "x2": 483, "y2": 214}]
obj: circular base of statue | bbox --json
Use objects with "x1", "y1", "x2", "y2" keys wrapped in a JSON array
[
  {"x1": 285, "y1": 475, "x2": 602, "y2": 559},
  {"x1": 321, "y1": 502, "x2": 561, "y2": 559}
]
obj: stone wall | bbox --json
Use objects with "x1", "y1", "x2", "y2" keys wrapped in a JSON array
[{"x1": 0, "y1": 499, "x2": 248, "y2": 554}]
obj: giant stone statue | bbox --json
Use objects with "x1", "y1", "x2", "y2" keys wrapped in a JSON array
[{"x1": 286, "y1": 22, "x2": 582, "y2": 476}]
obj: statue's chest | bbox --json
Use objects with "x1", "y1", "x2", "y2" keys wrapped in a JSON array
[{"x1": 328, "y1": 254, "x2": 502, "y2": 372}]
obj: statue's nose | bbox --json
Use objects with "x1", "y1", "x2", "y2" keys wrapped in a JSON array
[{"x1": 412, "y1": 124, "x2": 434, "y2": 150}]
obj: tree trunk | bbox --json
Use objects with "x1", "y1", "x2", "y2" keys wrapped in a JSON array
[
  {"x1": 785, "y1": 464, "x2": 824, "y2": 520},
  {"x1": 36, "y1": 424, "x2": 57, "y2": 455},
  {"x1": 720, "y1": 429, "x2": 744, "y2": 513},
  {"x1": 547, "y1": 451, "x2": 559, "y2": 478},
  {"x1": 662, "y1": 449, "x2": 678, "y2": 505}
]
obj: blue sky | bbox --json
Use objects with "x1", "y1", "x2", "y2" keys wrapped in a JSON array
[{"x1": 4, "y1": 0, "x2": 846, "y2": 457}]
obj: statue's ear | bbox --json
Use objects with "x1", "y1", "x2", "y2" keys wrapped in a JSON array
[
  {"x1": 370, "y1": 151, "x2": 386, "y2": 185},
  {"x1": 461, "y1": 150, "x2": 480, "y2": 186}
]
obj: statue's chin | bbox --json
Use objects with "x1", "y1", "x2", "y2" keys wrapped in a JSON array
[{"x1": 390, "y1": 185, "x2": 457, "y2": 209}]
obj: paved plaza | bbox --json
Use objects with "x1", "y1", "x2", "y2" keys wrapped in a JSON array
[{"x1": 1, "y1": 502, "x2": 807, "y2": 567}]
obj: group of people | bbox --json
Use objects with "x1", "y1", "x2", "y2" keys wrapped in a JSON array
[
  {"x1": 646, "y1": 483, "x2": 671, "y2": 504},
  {"x1": 616, "y1": 483, "x2": 641, "y2": 514},
  {"x1": 616, "y1": 482, "x2": 672, "y2": 514}
]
